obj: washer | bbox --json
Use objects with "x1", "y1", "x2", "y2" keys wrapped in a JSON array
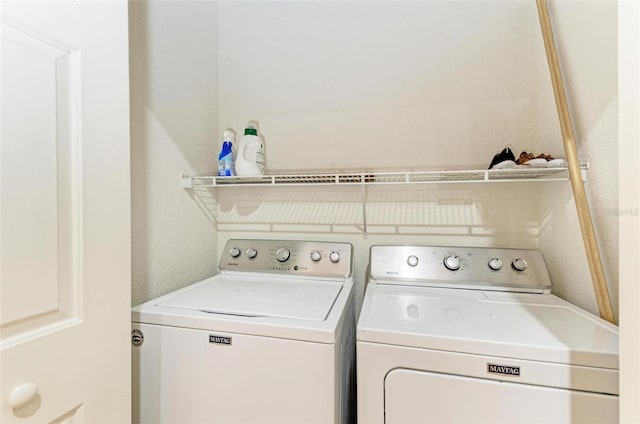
[
  {"x1": 357, "y1": 245, "x2": 619, "y2": 423},
  {"x1": 132, "y1": 239, "x2": 356, "y2": 424}
]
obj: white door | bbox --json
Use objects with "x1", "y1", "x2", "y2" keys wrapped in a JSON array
[{"x1": 1, "y1": 1, "x2": 130, "y2": 422}]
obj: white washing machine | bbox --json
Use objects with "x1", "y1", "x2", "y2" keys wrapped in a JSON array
[
  {"x1": 132, "y1": 239, "x2": 356, "y2": 424},
  {"x1": 357, "y1": 245, "x2": 619, "y2": 424}
]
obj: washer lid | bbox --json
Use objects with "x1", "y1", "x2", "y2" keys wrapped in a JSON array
[
  {"x1": 156, "y1": 275, "x2": 343, "y2": 321},
  {"x1": 357, "y1": 284, "x2": 618, "y2": 369}
]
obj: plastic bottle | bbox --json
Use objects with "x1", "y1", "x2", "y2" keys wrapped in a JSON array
[
  {"x1": 235, "y1": 121, "x2": 266, "y2": 176},
  {"x1": 218, "y1": 130, "x2": 236, "y2": 176}
]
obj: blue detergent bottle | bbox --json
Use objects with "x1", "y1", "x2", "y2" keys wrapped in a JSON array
[{"x1": 218, "y1": 130, "x2": 236, "y2": 176}]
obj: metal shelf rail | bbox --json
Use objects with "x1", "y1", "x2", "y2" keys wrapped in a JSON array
[
  {"x1": 181, "y1": 164, "x2": 588, "y2": 189},
  {"x1": 181, "y1": 164, "x2": 587, "y2": 238}
]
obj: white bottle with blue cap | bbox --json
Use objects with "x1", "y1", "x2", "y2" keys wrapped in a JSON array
[{"x1": 235, "y1": 120, "x2": 266, "y2": 176}]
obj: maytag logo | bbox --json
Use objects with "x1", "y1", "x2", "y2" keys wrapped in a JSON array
[
  {"x1": 131, "y1": 329, "x2": 144, "y2": 347},
  {"x1": 487, "y1": 363, "x2": 520, "y2": 376},
  {"x1": 209, "y1": 335, "x2": 232, "y2": 345}
]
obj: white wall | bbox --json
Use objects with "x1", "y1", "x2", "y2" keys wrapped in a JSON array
[
  {"x1": 216, "y1": 0, "x2": 554, "y2": 316},
  {"x1": 130, "y1": 1, "x2": 619, "y2": 319},
  {"x1": 129, "y1": 0, "x2": 219, "y2": 305},
  {"x1": 219, "y1": 0, "x2": 563, "y2": 171},
  {"x1": 215, "y1": 0, "x2": 617, "y2": 318}
]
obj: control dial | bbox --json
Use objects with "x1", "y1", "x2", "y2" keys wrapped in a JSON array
[
  {"x1": 443, "y1": 255, "x2": 461, "y2": 271},
  {"x1": 245, "y1": 248, "x2": 258, "y2": 259},
  {"x1": 488, "y1": 258, "x2": 503, "y2": 271},
  {"x1": 407, "y1": 255, "x2": 419, "y2": 267},
  {"x1": 229, "y1": 247, "x2": 241, "y2": 258},
  {"x1": 275, "y1": 248, "x2": 290, "y2": 262},
  {"x1": 310, "y1": 250, "x2": 322, "y2": 262},
  {"x1": 512, "y1": 258, "x2": 528, "y2": 272},
  {"x1": 329, "y1": 251, "x2": 341, "y2": 263}
]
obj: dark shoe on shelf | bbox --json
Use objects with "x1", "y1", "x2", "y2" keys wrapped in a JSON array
[{"x1": 488, "y1": 148, "x2": 517, "y2": 169}]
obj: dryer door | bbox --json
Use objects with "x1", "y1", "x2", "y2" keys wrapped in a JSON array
[{"x1": 385, "y1": 368, "x2": 618, "y2": 423}]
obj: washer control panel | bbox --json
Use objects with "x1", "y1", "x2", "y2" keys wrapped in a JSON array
[
  {"x1": 220, "y1": 239, "x2": 352, "y2": 278},
  {"x1": 369, "y1": 245, "x2": 551, "y2": 293}
]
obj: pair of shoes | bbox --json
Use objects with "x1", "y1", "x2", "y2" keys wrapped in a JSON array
[
  {"x1": 488, "y1": 148, "x2": 517, "y2": 169},
  {"x1": 516, "y1": 151, "x2": 537, "y2": 165},
  {"x1": 517, "y1": 151, "x2": 566, "y2": 167},
  {"x1": 517, "y1": 151, "x2": 555, "y2": 165}
]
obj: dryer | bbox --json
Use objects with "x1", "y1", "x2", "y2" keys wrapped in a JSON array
[
  {"x1": 132, "y1": 239, "x2": 355, "y2": 424},
  {"x1": 357, "y1": 245, "x2": 618, "y2": 423}
]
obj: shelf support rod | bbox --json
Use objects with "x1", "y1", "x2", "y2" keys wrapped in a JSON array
[
  {"x1": 536, "y1": 0, "x2": 615, "y2": 323},
  {"x1": 361, "y1": 182, "x2": 368, "y2": 239}
]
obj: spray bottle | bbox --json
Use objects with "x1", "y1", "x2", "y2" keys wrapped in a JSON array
[{"x1": 218, "y1": 130, "x2": 236, "y2": 176}]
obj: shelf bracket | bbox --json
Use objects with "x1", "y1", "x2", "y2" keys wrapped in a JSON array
[
  {"x1": 181, "y1": 175, "x2": 194, "y2": 189},
  {"x1": 182, "y1": 175, "x2": 220, "y2": 229}
]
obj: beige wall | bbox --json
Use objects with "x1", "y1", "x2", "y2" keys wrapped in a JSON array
[
  {"x1": 213, "y1": 0, "x2": 617, "y2": 317},
  {"x1": 219, "y1": 0, "x2": 560, "y2": 171},
  {"x1": 129, "y1": 0, "x2": 219, "y2": 306},
  {"x1": 130, "y1": 1, "x2": 618, "y2": 316}
]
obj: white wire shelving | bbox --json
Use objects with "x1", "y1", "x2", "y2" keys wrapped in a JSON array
[
  {"x1": 181, "y1": 165, "x2": 587, "y2": 238},
  {"x1": 181, "y1": 164, "x2": 588, "y2": 189}
]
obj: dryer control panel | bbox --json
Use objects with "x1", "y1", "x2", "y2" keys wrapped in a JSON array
[
  {"x1": 220, "y1": 239, "x2": 353, "y2": 279},
  {"x1": 369, "y1": 245, "x2": 551, "y2": 293}
]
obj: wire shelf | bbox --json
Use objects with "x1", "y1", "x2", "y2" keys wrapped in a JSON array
[{"x1": 182, "y1": 164, "x2": 588, "y2": 188}]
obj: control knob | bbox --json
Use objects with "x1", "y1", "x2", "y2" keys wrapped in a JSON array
[
  {"x1": 229, "y1": 247, "x2": 241, "y2": 258},
  {"x1": 246, "y1": 248, "x2": 258, "y2": 259},
  {"x1": 443, "y1": 255, "x2": 461, "y2": 271},
  {"x1": 488, "y1": 258, "x2": 503, "y2": 271},
  {"x1": 329, "y1": 251, "x2": 341, "y2": 263},
  {"x1": 310, "y1": 250, "x2": 322, "y2": 262},
  {"x1": 512, "y1": 258, "x2": 528, "y2": 272},
  {"x1": 275, "y1": 248, "x2": 290, "y2": 262},
  {"x1": 407, "y1": 255, "x2": 419, "y2": 267}
]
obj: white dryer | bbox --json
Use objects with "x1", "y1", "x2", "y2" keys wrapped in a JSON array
[
  {"x1": 132, "y1": 239, "x2": 356, "y2": 424},
  {"x1": 357, "y1": 245, "x2": 618, "y2": 424}
]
